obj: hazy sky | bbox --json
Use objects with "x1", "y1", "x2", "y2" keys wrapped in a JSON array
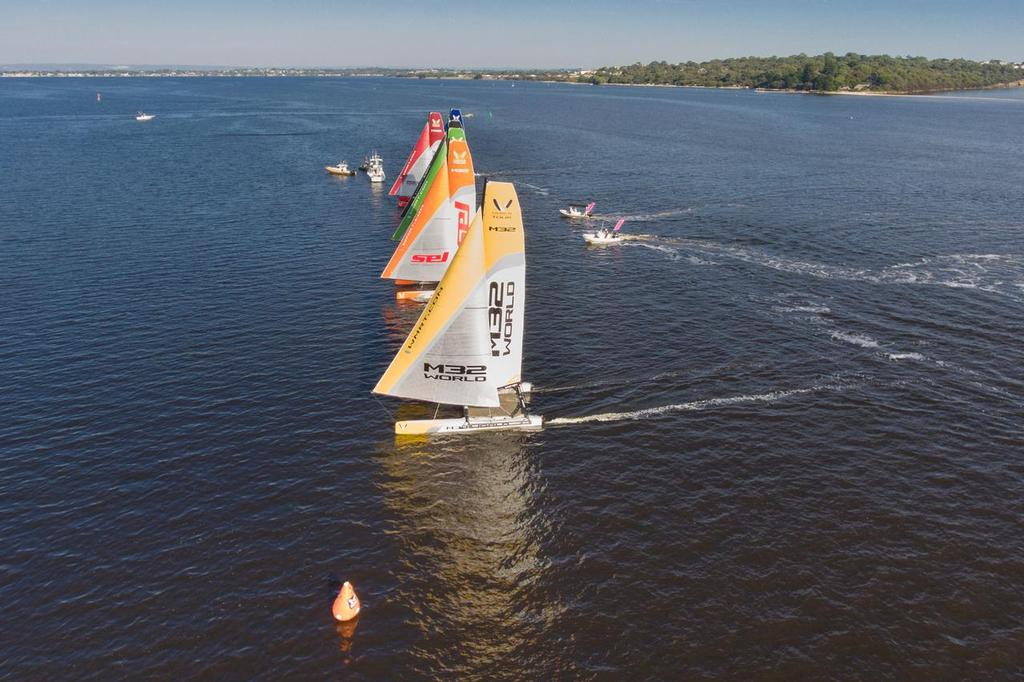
[{"x1": 2, "y1": 0, "x2": 1022, "y2": 68}]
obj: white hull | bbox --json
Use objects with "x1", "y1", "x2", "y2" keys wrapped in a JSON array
[
  {"x1": 583, "y1": 233, "x2": 622, "y2": 245},
  {"x1": 559, "y1": 209, "x2": 589, "y2": 219},
  {"x1": 135, "y1": 114, "x2": 155, "y2": 122},
  {"x1": 367, "y1": 170, "x2": 386, "y2": 183},
  {"x1": 395, "y1": 413, "x2": 543, "y2": 435}
]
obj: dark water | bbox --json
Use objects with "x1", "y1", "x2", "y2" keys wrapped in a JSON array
[{"x1": 2, "y1": 77, "x2": 1023, "y2": 679}]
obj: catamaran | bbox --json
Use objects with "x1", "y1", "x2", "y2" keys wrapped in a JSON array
[
  {"x1": 390, "y1": 112, "x2": 445, "y2": 208},
  {"x1": 365, "y1": 152, "x2": 386, "y2": 183},
  {"x1": 373, "y1": 181, "x2": 541, "y2": 434},
  {"x1": 382, "y1": 112, "x2": 476, "y2": 300},
  {"x1": 560, "y1": 202, "x2": 595, "y2": 219},
  {"x1": 583, "y1": 218, "x2": 626, "y2": 245}
]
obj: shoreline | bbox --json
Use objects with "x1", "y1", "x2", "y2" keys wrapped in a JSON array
[{"x1": 553, "y1": 79, "x2": 1024, "y2": 98}]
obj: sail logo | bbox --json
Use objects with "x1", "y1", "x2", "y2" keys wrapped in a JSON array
[
  {"x1": 488, "y1": 281, "x2": 515, "y2": 357},
  {"x1": 411, "y1": 251, "x2": 449, "y2": 264},
  {"x1": 423, "y1": 363, "x2": 487, "y2": 382},
  {"x1": 451, "y1": 150, "x2": 468, "y2": 165},
  {"x1": 488, "y1": 197, "x2": 516, "y2": 231},
  {"x1": 455, "y1": 201, "x2": 471, "y2": 244}
]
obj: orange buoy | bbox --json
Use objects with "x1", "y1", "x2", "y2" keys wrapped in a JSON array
[{"x1": 332, "y1": 581, "x2": 361, "y2": 622}]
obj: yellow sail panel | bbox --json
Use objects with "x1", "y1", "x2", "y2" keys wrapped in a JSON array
[{"x1": 373, "y1": 182, "x2": 526, "y2": 407}]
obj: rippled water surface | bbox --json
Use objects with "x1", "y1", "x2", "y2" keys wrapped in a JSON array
[{"x1": 2, "y1": 78, "x2": 1023, "y2": 678}]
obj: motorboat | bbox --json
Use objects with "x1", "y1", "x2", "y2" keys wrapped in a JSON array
[
  {"x1": 560, "y1": 201, "x2": 595, "y2": 219},
  {"x1": 135, "y1": 112, "x2": 155, "y2": 122},
  {"x1": 582, "y1": 231, "x2": 622, "y2": 245},
  {"x1": 365, "y1": 152, "x2": 386, "y2": 183},
  {"x1": 325, "y1": 161, "x2": 356, "y2": 176},
  {"x1": 583, "y1": 218, "x2": 627, "y2": 245}
]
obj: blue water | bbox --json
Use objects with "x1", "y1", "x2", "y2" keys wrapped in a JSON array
[{"x1": 2, "y1": 77, "x2": 1023, "y2": 678}]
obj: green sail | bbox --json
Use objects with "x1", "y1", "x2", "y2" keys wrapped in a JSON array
[{"x1": 391, "y1": 138, "x2": 448, "y2": 241}]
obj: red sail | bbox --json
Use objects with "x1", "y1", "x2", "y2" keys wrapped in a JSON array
[{"x1": 390, "y1": 112, "x2": 445, "y2": 198}]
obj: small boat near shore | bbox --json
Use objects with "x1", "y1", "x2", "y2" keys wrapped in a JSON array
[
  {"x1": 560, "y1": 201, "x2": 595, "y2": 219},
  {"x1": 325, "y1": 161, "x2": 356, "y2": 176},
  {"x1": 135, "y1": 112, "x2": 155, "y2": 122}
]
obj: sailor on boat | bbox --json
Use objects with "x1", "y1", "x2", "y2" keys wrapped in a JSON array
[
  {"x1": 583, "y1": 218, "x2": 626, "y2": 245},
  {"x1": 560, "y1": 201, "x2": 595, "y2": 219}
]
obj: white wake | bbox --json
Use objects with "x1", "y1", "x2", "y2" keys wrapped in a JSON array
[{"x1": 547, "y1": 386, "x2": 826, "y2": 425}]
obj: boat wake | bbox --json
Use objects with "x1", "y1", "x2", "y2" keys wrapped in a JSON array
[
  {"x1": 548, "y1": 384, "x2": 840, "y2": 425},
  {"x1": 622, "y1": 241, "x2": 681, "y2": 260},
  {"x1": 591, "y1": 208, "x2": 693, "y2": 223},
  {"x1": 656, "y1": 239, "x2": 1024, "y2": 302},
  {"x1": 829, "y1": 330, "x2": 879, "y2": 349}
]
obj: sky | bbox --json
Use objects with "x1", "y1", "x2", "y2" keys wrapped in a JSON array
[{"x1": 2, "y1": 0, "x2": 1022, "y2": 69}]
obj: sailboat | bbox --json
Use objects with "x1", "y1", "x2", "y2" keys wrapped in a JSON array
[
  {"x1": 382, "y1": 114, "x2": 475, "y2": 300},
  {"x1": 390, "y1": 112, "x2": 445, "y2": 208},
  {"x1": 373, "y1": 181, "x2": 542, "y2": 434}
]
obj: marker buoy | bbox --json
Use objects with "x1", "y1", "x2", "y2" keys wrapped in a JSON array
[{"x1": 332, "y1": 581, "x2": 361, "y2": 622}]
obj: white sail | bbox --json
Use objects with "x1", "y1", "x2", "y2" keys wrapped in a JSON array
[{"x1": 373, "y1": 181, "x2": 526, "y2": 408}]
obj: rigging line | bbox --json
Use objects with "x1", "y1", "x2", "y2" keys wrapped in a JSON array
[{"x1": 371, "y1": 394, "x2": 397, "y2": 422}]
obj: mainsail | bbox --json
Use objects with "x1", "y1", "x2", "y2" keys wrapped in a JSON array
[
  {"x1": 381, "y1": 120, "x2": 476, "y2": 283},
  {"x1": 389, "y1": 112, "x2": 445, "y2": 206},
  {"x1": 373, "y1": 181, "x2": 526, "y2": 408}
]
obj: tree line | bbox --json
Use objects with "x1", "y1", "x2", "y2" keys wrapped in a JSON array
[{"x1": 582, "y1": 54, "x2": 1024, "y2": 93}]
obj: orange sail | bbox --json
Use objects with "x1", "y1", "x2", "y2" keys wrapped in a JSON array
[{"x1": 381, "y1": 120, "x2": 475, "y2": 283}]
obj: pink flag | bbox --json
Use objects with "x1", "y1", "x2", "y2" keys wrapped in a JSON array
[
  {"x1": 613, "y1": 218, "x2": 625, "y2": 232},
  {"x1": 585, "y1": 202, "x2": 596, "y2": 215}
]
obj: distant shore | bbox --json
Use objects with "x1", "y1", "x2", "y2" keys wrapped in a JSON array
[{"x1": 4, "y1": 65, "x2": 1023, "y2": 97}]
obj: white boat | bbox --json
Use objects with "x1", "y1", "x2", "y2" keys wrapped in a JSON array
[
  {"x1": 135, "y1": 112, "x2": 155, "y2": 122},
  {"x1": 325, "y1": 161, "x2": 356, "y2": 176},
  {"x1": 583, "y1": 218, "x2": 626, "y2": 245},
  {"x1": 365, "y1": 152, "x2": 386, "y2": 183},
  {"x1": 373, "y1": 181, "x2": 541, "y2": 434},
  {"x1": 583, "y1": 232, "x2": 622, "y2": 245},
  {"x1": 560, "y1": 201, "x2": 595, "y2": 219}
]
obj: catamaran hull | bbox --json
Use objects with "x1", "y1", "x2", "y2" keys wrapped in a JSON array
[
  {"x1": 395, "y1": 289, "x2": 434, "y2": 302},
  {"x1": 395, "y1": 414, "x2": 543, "y2": 435}
]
